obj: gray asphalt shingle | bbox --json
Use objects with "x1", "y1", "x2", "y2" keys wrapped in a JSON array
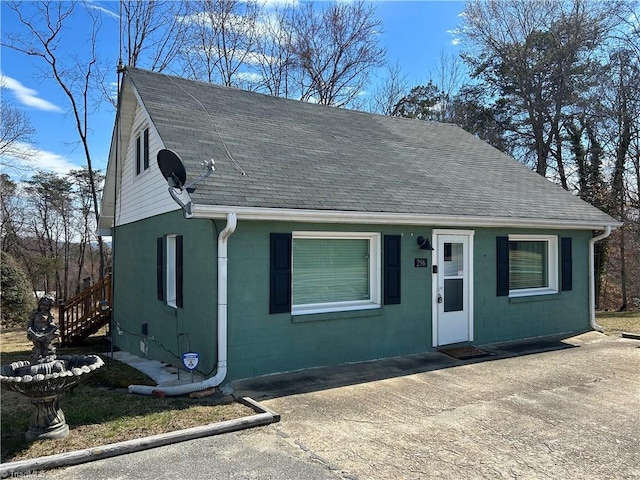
[{"x1": 126, "y1": 67, "x2": 616, "y2": 226}]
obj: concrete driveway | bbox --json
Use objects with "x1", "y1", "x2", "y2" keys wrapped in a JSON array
[
  {"x1": 237, "y1": 332, "x2": 639, "y2": 480},
  {"x1": 44, "y1": 333, "x2": 638, "y2": 479}
]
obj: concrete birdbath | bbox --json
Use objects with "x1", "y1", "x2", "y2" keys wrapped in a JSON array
[{"x1": 0, "y1": 296, "x2": 104, "y2": 440}]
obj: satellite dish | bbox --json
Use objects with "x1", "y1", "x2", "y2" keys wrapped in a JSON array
[
  {"x1": 156, "y1": 148, "x2": 216, "y2": 217},
  {"x1": 157, "y1": 149, "x2": 187, "y2": 189}
]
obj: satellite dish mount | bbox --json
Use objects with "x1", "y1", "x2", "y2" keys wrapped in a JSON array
[{"x1": 157, "y1": 149, "x2": 215, "y2": 215}]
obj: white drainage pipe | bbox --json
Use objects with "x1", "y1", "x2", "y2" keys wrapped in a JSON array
[
  {"x1": 129, "y1": 212, "x2": 237, "y2": 396},
  {"x1": 588, "y1": 226, "x2": 612, "y2": 332}
]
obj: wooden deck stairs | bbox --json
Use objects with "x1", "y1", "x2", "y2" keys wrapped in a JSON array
[{"x1": 59, "y1": 275, "x2": 112, "y2": 346}]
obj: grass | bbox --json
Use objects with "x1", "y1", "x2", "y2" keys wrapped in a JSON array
[
  {"x1": 596, "y1": 310, "x2": 640, "y2": 336},
  {"x1": 0, "y1": 328, "x2": 253, "y2": 463}
]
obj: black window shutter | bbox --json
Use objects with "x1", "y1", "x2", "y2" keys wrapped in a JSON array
[
  {"x1": 176, "y1": 235, "x2": 184, "y2": 307},
  {"x1": 136, "y1": 136, "x2": 141, "y2": 175},
  {"x1": 270, "y1": 233, "x2": 292, "y2": 314},
  {"x1": 561, "y1": 237, "x2": 572, "y2": 291},
  {"x1": 496, "y1": 236, "x2": 509, "y2": 296},
  {"x1": 156, "y1": 237, "x2": 164, "y2": 301},
  {"x1": 384, "y1": 235, "x2": 401, "y2": 305},
  {"x1": 143, "y1": 128, "x2": 149, "y2": 170}
]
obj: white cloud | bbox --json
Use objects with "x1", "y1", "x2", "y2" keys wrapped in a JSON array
[
  {"x1": 108, "y1": 81, "x2": 119, "y2": 104},
  {"x1": 192, "y1": 45, "x2": 276, "y2": 66},
  {"x1": 628, "y1": 11, "x2": 639, "y2": 31},
  {"x1": 446, "y1": 28, "x2": 462, "y2": 47},
  {"x1": 0, "y1": 141, "x2": 79, "y2": 175},
  {"x1": 243, "y1": 51, "x2": 275, "y2": 65},
  {"x1": 0, "y1": 75, "x2": 63, "y2": 112},
  {"x1": 85, "y1": 2, "x2": 119, "y2": 20},
  {"x1": 181, "y1": 10, "x2": 286, "y2": 42},
  {"x1": 235, "y1": 72, "x2": 263, "y2": 83},
  {"x1": 259, "y1": 0, "x2": 299, "y2": 9}
]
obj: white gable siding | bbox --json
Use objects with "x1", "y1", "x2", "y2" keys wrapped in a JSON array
[{"x1": 116, "y1": 103, "x2": 180, "y2": 226}]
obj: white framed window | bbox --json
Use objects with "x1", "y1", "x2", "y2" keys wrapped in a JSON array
[
  {"x1": 508, "y1": 234, "x2": 558, "y2": 297},
  {"x1": 166, "y1": 234, "x2": 177, "y2": 307},
  {"x1": 291, "y1": 232, "x2": 381, "y2": 315}
]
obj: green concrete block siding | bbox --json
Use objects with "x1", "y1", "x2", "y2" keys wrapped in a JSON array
[
  {"x1": 112, "y1": 210, "x2": 219, "y2": 373},
  {"x1": 472, "y1": 228, "x2": 591, "y2": 345},
  {"x1": 226, "y1": 221, "x2": 433, "y2": 381},
  {"x1": 112, "y1": 212, "x2": 592, "y2": 382}
]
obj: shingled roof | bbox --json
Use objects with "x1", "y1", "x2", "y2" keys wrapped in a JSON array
[{"x1": 123, "y1": 67, "x2": 618, "y2": 229}]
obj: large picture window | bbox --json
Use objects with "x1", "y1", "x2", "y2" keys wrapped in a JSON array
[
  {"x1": 508, "y1": 235, "x2": 558, "y2": 296},
  {"x1": 291, "y1": 232, "x2": 380, "y2": 315}
]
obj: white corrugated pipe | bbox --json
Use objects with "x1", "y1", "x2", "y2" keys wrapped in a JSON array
[
  {"x1": 129, "y1": 212, "x2": 237, "y2": 396},
  {"x1": 588, "y1": 226, "x2": 612, "y2": 332}
]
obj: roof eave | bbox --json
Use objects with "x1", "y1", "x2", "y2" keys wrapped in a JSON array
[{"x1": 191, "y1": 204, "x2": 622, "y2": 231}]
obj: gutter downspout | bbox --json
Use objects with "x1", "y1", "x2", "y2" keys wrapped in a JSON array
[
  {"x1": 129, "y1": 212, "x2": 237, "y2": 396},
  {"x1": 588, "y1": 226, "x2": 612, "y2": 333}
]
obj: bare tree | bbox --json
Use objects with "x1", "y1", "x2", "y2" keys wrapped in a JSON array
[
  {"x1": 69, "y1": 168, "x2": 104, "y2": 294},
  {"x1": 289, "y1": 0, "x2": 385, "y2": 107},
  {"x1": 368, "y1": 61, "x2": 409, "y2": 115},
  {"x1": 3, "y1": 0, "x2": 106, "y2": 278},
  {"x1": 23, "y1": 172, "x2": 74, "y2": 299},
  {"x1": 428, "y1": 50, "x2": 466, "y2": 123},
  {"x1": 606, "y1": 48, "x2": 640, "y2": 310},
  {"x1": 122, "y1": 0, "x2": 187, "y2": 72},
  {"x1": 253, "y1": 4, "x2": 298, "y2": 97},
  {"x1": 0, "y1": 86, "x2": 37, "y2": 175},
  {"x1": 168, "y1": 0, "x2": 386, "y2": 105},
  {"x1": 0, "y1": 97, "x2": 35, "y2": 159},
  {"x1": 179, "y1": 0, "x2": 262, "y2": 87}
]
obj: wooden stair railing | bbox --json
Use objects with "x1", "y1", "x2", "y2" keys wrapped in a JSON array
[{"x1": 59, "y1": 275, "x2": 112, "y2": 346}]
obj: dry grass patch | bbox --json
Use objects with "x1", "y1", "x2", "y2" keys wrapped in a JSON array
[
  {"x1": 1, "y1": 329, "x2": 254, "y2": 463},
  {"x1": 596, "y1": 310, "x2": 640, "y2": 336}
]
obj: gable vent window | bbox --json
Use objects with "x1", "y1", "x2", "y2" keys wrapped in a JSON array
[{"x1": 136, "y1": 127, "x2": 150, "y2": 176}]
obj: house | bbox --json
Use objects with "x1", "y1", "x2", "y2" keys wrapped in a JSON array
[{"x1": 98, "y1": 67, "x2": 620, "y2": 393}]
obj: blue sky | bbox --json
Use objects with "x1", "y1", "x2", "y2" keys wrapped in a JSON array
[{"x1": 1, "y1": 1, "x2": 465, "y2": 178}]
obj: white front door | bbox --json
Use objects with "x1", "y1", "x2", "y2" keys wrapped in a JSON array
[{"x1": 433, "y1": 230, "x2": 474, "y2": 346}]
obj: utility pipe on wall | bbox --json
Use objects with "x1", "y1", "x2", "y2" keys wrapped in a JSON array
[
  {"x1": 588, "y1": 226, "x2": 612, "y2": 333},
  {"x1": 129, "y1": 212, "x2": 237, "y2": 396}
]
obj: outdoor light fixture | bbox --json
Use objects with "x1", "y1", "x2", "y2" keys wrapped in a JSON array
[{"x1": 417, "y1": 236, "x2": 434, "y2": 251}]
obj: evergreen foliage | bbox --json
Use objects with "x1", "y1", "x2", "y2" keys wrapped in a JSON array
[{"x1": 1, "y1": 252, "x2": 35, "y2": 328}]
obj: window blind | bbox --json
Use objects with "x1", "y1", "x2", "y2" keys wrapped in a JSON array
[
  {"x1": 509, "y1": 240, "x2": 548, "y2": 290},
  {"x1": 293, "y1": 238, "x2": 370, "y2": 306}
]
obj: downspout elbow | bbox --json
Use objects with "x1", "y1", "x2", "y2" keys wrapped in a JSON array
[
  {"x1": 589, "y1": 226, "x2": 612, "y2": 333},
  {"x1": 218, "y1": 213, "x2": 237, "y2": 254}
]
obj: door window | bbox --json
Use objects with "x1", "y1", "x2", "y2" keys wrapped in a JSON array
[{"x1": 443, "y1": 242, "x2": 464, "y2": 312}]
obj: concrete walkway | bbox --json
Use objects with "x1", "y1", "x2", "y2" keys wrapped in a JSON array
[{"x1": 108, "y1": 351, "x2": 204, "y2": 387}]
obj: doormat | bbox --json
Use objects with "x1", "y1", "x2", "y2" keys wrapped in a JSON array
[{"x1": 439, "y1": 346, "x2": 493, "y2": 360}]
